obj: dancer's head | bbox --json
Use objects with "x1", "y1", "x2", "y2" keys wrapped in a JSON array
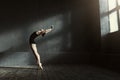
[{"x1": 36, "y1": 29, "x2": 46, "y2": 36}]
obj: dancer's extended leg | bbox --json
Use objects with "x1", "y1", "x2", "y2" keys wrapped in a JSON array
[{"x1": 31, "y1": 43, "x2": 43, "y2": 69}]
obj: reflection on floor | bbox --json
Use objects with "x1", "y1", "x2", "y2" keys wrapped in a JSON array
[{"x1": 0, "y1": 65, "x2": 120, "y2": 80}]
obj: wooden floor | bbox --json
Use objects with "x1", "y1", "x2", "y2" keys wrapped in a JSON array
[{"x1": 0, "y1": 65, "x2": 120, "y2": 80}]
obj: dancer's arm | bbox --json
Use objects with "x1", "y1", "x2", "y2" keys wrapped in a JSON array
[
  {"x1": 45, "y1": 25, "x2": 54, "y2": 34},
  {"x1": 36, "y1": 25, "x2": 54, "y2": 36}
]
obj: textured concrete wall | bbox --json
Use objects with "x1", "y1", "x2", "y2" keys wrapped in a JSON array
[
  {"x1": 0, "y1": 0, "x2": 101, "y2": 67},
  {"x1": 0, "y1": 0, "x2": 73, "y2": 67}
]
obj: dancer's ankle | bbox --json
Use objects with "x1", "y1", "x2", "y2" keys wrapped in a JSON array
[{"x1": 38, "y1": 63, "x2": 43, "y2": 70}]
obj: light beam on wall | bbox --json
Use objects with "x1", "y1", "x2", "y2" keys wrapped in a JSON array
[
  {"x1": 0, "y1": 12, "x2": 72, "y2": 67},
  {"x1": 28, "y1": 13, "x2": 72, "y2": 62},
  {"x1": 0, "y1": 29, "x2": 23, "y2": 52}
]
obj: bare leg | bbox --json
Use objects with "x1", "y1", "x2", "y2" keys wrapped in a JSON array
[{"x1": 30, "y1": 43, "x2": 43, "y2": 69}]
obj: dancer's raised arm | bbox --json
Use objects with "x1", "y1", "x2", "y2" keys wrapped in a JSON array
[{"x1": 45, "y1": 25, "x2": 54, "y2": 34}]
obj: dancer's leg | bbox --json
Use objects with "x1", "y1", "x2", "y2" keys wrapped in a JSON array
[{"x1": 31, "y1": 43, "x2": 43, "y2": 69}]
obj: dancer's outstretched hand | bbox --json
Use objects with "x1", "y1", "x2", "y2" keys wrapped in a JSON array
[{"x1": 51, "y1": 25, "x2": 54, "y2": 29}]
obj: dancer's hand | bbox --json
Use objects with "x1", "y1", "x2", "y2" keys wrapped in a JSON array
[
  {"x1": 51, "y1": 25, "x2": 54, "y2": 29},
  {"x1": 45, "y1": 26, "x2": 54, "y2": 34}
]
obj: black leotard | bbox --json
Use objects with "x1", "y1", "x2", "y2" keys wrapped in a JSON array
[
  {"x1": 29, "y1": 31, "x2": 46, "y2": 44},
  {"x1": 29, "y1": 31, "x2": 38, "y2": 44}
]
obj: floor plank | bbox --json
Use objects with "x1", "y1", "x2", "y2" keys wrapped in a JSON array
[{"x1": 0, "y1": 65, "x2": 120, "y2": 80}]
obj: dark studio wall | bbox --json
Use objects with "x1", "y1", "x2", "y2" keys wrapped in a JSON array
[
  {"x1": 72, "y1": 0, "x2": 101, "y2": 51},
  {"x1": 0, "y1": 0, "x2": 101, "y2": 67},
  {"x1": 70, "y1": 0, "x2": 101, "y2": 64}
]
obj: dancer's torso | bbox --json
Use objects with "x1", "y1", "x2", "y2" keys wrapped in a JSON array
[{"x1": 29, "y1": 32, "x2": 38, "y2": 44}]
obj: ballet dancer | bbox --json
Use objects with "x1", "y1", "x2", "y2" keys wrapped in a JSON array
[{"x1": 29, "y1": 25, "x2": 54, "y2": 69}]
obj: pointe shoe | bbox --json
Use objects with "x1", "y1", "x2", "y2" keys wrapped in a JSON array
[{"x1": 38, "y1": 63, "x2": 43, "y2": 70}]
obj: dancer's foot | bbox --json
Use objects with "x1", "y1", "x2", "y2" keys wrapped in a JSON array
[{"x1": 38, "y1": 63, "x2": 43, "y2": 70}]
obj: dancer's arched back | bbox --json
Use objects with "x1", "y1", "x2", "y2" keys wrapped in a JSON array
[{"x1": 29, "y1": 26, "x2": 54, "y2": 69}]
